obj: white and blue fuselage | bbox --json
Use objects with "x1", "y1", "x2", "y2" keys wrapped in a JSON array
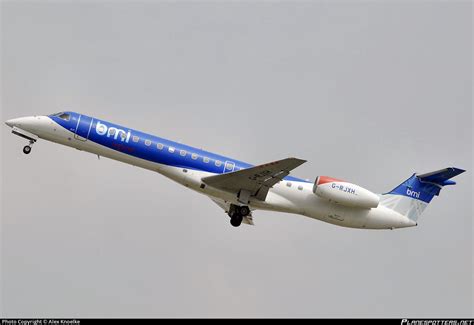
[{"x1": 6, "y1": 112, "x2": 463, "y2": 229}]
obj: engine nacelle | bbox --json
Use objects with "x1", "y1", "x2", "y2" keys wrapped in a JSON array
[{"x1": 313, "y1": 176, "x2": 379, "y2": 209}]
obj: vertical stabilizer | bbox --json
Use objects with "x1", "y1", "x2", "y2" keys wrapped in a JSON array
[{"x1": 380, "y1": 167, "x2": 465, "y2": 221}]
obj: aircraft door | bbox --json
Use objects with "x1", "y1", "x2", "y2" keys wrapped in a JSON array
[{"x1": 74, "y1": 115, "x2": 93, "y2": 141}]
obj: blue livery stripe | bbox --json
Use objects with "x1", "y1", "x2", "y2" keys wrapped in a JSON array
[{"x1": 50, "y1": 112, "x2": 310, "y2": 183}]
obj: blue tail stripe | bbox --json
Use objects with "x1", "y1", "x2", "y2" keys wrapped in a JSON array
[
  {"x1": 386, "y1": 174, "x2": 437, "y2": 203},
  {"x1": 385, "y1": 167, "x2": 465, "y2": 203}
]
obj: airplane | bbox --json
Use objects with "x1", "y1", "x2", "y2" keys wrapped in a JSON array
[{"x1": 5, "y1": 112, "x2": 465, "y2": 229}]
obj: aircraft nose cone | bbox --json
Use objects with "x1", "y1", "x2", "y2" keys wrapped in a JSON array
[
  {"x1": 5, "y1": 119, "x2": 16, "y2": 127},
  {"x1": 4, "y1": 116, "x2": 39, "y2": 132}
]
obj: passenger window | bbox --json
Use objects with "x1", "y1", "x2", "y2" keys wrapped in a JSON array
[
  {"x1": 215, "y1": 160, "x2": 222, "y2": 167},
  {"x1": 180, "y1": 150, "x2": 186, "y2": 156},
  {"x1": 287, "y1": 182, "x2": 292, "y2": 187},
  {"x1": 97, "y1": 124, "x2": 106, "y2": 134},
  {"x1": 298, "y1": 185, "x2": 303, "y2": 191},
  {"x1": 132, "y1": 136, "x2": 139, "y2": 142},
  {"x1": 191, "y1": 153, "x2": 198, "y2": 160},
  {"x1": 168, "y1": 147, "x2": 175, "y2": 153},
  {"x1": 108, "y1": 128, "x2": 116, "y2": 136},
  {"x1": 58, "y1": 113, "x2": 70, "y2": 121},
  {"x1": 157, "y1": 143, "x2": 164, "y2": 150},
  {"x1": 119, "y1": 131, "x2": 126, "y2": 140},
  {"x1": 225, "y1": 162, "x2": 233, "y2": 170},
  {"x1": 145, "y1": 139, "x2": 151, "y2": 146},
  {"x1": 203, "y1": 157, "x2": 210, "y2": 163}
]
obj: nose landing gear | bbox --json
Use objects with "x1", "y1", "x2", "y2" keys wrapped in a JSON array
[
  {"x1": 22, "y1": 140, "x2": 35, "y2": 155},
  {"x1": 23, "y1": 145, "x2": 32, "y2": 154},
  {"x1": 10, "y1": 127, "x2": 37, "y2": 155}
]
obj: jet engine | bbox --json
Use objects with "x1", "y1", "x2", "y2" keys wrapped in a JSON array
[{"x1": 313, "y1": 176, "x2": 379, "y2": 209}]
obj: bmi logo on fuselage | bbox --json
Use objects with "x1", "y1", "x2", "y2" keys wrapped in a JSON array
[{"x1": 95, "y1": 121, "x2": 131, "y2": 143}]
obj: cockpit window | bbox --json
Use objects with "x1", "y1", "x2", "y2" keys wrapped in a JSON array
[
  {"x1": 52, "y1": 112, "x2": 71, "y2": 121},
  {"x1": 58, "y1": 113, "x2": 70, "y2": 121}
]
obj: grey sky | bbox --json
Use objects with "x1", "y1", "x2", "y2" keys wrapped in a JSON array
[{"x1": 1, "y1": 1, "x2": 472, "y2": 317}]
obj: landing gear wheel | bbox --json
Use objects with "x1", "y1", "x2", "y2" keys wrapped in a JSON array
[
  {"x1": 239, "y1": 206, "x2": 250, "y2": 217},
  {"x1": 23, "y1": 145, "x2": 32, "y2": 154},
  {"x1": 230, "y1": 214, "x2": 243, "y2": 227}
]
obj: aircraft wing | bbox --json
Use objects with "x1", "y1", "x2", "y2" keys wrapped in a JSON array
[{"x1": 202, "y1": 157, "x2": 306, "y2": 202}]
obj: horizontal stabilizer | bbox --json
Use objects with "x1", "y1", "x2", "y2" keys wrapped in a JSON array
[{"x1": 417, "y1": 167, "x2": 465, "y2": 186}]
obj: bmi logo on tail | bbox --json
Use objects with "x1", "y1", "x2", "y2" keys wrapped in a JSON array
[{"x1": 406, "y1": 188, "x2": 420, "y2": 199}]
